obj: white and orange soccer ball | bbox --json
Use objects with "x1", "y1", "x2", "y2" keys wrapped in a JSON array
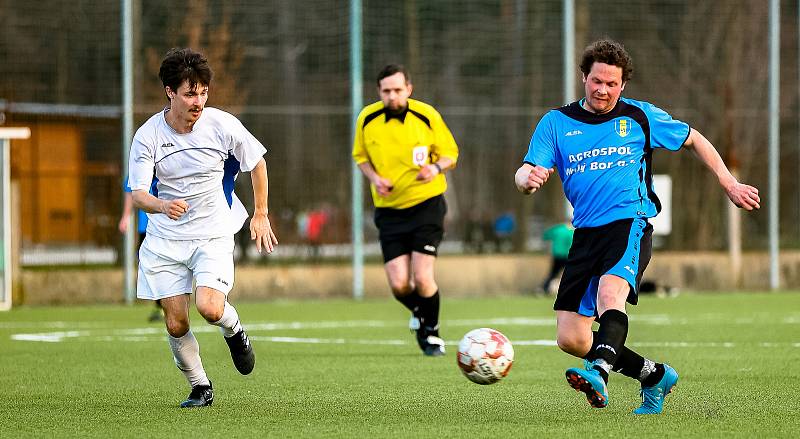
[{"x1": 457, "y1": 328, "x2": 514, "y2": 385}]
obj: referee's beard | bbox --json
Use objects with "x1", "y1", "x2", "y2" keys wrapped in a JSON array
[{"x1": 385, "y1": 104, "x2": 407, "y2": 115}]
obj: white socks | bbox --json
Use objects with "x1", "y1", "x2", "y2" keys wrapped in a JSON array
[
  {"x1": 168, "y1": 330, "x2": 210, "y2": 387},
  {"x1": 167, "y1": 303, "x2": 243, "y2": 388},
  {"x1": 211, "y1": 301, "x2": 243, "y2": 337}
]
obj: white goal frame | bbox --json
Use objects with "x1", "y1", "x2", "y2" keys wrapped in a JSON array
[{"x1": 0, "y1": 127, "x2": 30, "y2": 311}]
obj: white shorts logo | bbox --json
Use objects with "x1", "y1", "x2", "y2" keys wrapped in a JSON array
[
  {"x1": 624, "y1": 265, "x2": 635, "y2": 275},
  {"x1": 423, "y1": 245, "x2": 436, "y2": 252},
  {"x1": 412, "y1": 145, "x2": 429, "y2": 166}
]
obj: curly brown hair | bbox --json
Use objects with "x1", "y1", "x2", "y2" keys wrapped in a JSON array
[{"x1": 579, "y1": 40, "x2": 633, "y2": 83}]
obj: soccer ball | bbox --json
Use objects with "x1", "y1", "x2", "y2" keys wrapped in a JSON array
[{"x1": 457, "y1": 328, "x2": 514, "y2": 385}]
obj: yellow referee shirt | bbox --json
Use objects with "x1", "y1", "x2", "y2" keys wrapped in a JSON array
[{"x1": 352, "y1": 99, "x2": 459, "y2": 209}]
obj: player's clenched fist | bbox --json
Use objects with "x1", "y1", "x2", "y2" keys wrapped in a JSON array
[
  {"x1": 515, "y1": 164, "x2": 553, "y2": 195},
  {"x1": 161, "y1": 199, "x2": 190, "y2": 220}
]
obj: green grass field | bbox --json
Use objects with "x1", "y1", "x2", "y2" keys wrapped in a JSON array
[{"x1": 2, "y1": 292, "x2": 799, "y2": 438}]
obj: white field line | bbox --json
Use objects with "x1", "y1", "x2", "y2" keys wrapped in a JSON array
[
  {"x1": 9, "y1": 330, "x2": 800, "y2": 349},
  {"x1": 250, "y1": 336, "x2": 408, "y2": 345},
  {"x1": 11, "y1": 331, "x2": 89, "y2": 342},
  {"x1": 1, "y1": 316, "x2": 598, "y2": 342},
  {"x1": 0, "y1": 321, "x2": 107, "y2": 329},
  {"x1": 5, "y1": 312, "x2": 799, "y2": 330},
  {"x1": 6, "y1": 315, "x2": 799, "y2": 347},
  {"x1": 0, "y1": 314, "x2": 661, "y2": 331}
]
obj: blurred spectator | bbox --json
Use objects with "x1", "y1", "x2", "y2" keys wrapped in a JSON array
[
  {"x1": 492, "y1": 211, "x2": 516, "y2": 253},
  {"x1": 305, "y1": 207, "x2": 330, "y2": 260},
  {"x1": 540, "y1": 221, "x2": 574, "y2": 294}
]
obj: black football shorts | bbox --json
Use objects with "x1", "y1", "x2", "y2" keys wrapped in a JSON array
[
  {"x1": 374, "y1": 195, "x2": 447, "y2": 263},
  {"x1": 554, "y1": 218, "x2": 652, "y2": 317}
]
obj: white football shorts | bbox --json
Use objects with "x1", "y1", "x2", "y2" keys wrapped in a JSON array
[{"x1": 137, "y1": 234, "x2": 235, "y2": 300}]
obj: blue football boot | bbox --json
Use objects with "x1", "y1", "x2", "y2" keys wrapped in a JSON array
[
  {"x1": 633, "y1": 364, "x2": 678, "y2": 415},
  {"x1": 565, "y1": 361, "x2": 609, "y2": 408}
]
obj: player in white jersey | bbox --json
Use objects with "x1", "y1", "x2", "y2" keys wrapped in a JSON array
[{"x1": 128, "y1": 48, "x2": 278, "y2": 408}]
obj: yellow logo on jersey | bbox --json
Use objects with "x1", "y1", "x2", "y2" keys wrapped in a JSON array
[{"x1": 615, "y1": 119, "x2": 630, "y2": 138}]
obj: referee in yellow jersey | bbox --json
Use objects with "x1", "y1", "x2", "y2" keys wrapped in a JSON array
[{"x1": 352, "y1": 64, "x2": 459, "y2": 356}]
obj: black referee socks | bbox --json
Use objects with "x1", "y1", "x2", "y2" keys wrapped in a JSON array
[
  {"x1": 394, "y1": 289, "x2": 421, "y2": 314},
  {"x1": 418, "y1": 291, "x2": 441, "y2": 332}
]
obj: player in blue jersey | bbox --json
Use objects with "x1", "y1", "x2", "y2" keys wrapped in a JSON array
[
  {"x1": 120, "y1": 176, "x2": 162, "y2": 322},
  {"x1": 514, "y1": 40, "x2": 760, "y2": 415}
]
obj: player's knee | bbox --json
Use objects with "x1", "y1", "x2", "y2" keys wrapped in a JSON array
[
  {"x1": 196, "y1": 303, "x2": 224, "y2": 323},
  {"x1": 557, "y1": 334, "x2": 591, "y2": 357},
  {"x1": 413, "y1": 275, "x2": 436, "y2": 294},
  {"x1": 388, "y1": 280, "x2": 413, "y2": 296},
  {"x1": 165, "y1": 317, "x2": 190, "y2": 338}
]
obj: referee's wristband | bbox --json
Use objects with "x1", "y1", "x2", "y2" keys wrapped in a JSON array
[{"x1": 433, "y1": 163, "x2": 443, "y2": 174}]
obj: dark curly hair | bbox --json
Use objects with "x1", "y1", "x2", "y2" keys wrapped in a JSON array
[
  {"x1": 579, "y1": 40, "x2": 633, "y2": 83},
  {"x1": 158, "y1": 48, "x2": 213, "y2": 100}
]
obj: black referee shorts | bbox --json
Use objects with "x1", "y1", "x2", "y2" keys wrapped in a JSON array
[
  {"x1": 554, "y1": 218, "x2": 652, "y2": 317},
  {"x1": 374, "y1": 195, "x2": 447, "y2": 263}
]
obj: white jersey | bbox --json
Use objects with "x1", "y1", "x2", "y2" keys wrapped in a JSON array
[{"x1": 128, "y1": 107, "x2": 266, "y2": 240}]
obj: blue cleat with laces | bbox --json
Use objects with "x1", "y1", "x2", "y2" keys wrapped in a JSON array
[
  {"x1": 633, "y1": 364, "x2": 678, "y2": 415},
  {"x1": 566, "y1": 361, "x2": 609, "y2": 408}
]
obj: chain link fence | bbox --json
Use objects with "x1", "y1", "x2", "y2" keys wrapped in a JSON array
[{"x1": 1, "y1": 0, "x2": 797, "y2": 265}]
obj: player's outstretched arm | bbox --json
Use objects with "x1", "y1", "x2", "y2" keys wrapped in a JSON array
[
  {"x1": 250, "y1": 158, "x2": 278, "y2": 254},
  {"x1": 514, "y1": 163, "x2": 553, "y2": 195},
  {"x1": 682, "y1": 128, "x2": 761, "y2": 211}
]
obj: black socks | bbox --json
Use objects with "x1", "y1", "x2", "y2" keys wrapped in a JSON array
[
  {"x1": 394, "y1": 289, "x2": 440, "y2": 335},
  {"x1": 394, "y1": 289, "x2": 421, "y2": 314},
  {"x1": 592, "y1": 309, "x2": 629, "y2": 376},
  {"x1": 585, "y1": 327, "x2": 666, "y2": 386},
  {"x1": 417, "y1": 291, "x2": 441, "y2": 334}
]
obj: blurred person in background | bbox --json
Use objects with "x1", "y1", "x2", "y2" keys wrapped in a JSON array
[
  {"x1": 305, "y1": 205, "x2": 330, "y2": 261},
  {"x1": 352, "y1": 64, "x2": 459, "y2": 357},
  {"x1": 539, "y1": 220, "x2": 574, "y2": 295},
  {"x1": 492, "y1": 211, "x2": 516, "y2": 253},
  {"x1": 128, "y1": 48, "x2": 277, "y2": 408},
  {"x1": 514, "y1": 39, "x2": 760, "y2": 415},
  {"x1": 119, "y1": 176, "x2": 162, "y2": 322}
]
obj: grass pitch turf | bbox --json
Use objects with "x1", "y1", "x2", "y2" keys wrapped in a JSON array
[{"x1": 2, "y1": 292, "x2": 799, "y2": 438}]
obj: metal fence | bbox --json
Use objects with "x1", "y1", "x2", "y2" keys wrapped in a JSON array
[{"x1": 1, "y1": 0, "x2": 798, "y2": 266}]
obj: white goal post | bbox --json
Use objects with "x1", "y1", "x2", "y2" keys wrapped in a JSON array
[{"x1": 0, "y1": 127, "x2": 30, "y2": 311}]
